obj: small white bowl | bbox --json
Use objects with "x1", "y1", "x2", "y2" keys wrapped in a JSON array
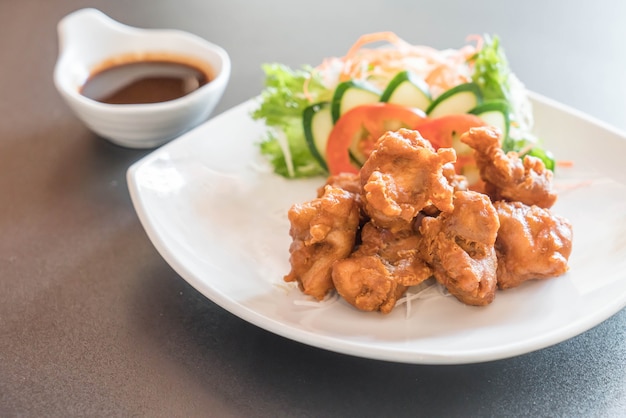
[{"x1": 53, "y1": 8, "x2": 231, "y2": 148}]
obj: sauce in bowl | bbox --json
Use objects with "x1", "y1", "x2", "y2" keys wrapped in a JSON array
[{"x1": 80, "y1": 52, "x2": 213, "y2": 104}]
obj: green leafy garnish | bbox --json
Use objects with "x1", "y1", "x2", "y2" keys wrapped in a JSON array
[
  {"x1": 470, "y1": 35, "x2": 511, "y2": 103},
  {"x1": 470, "y1": 35, "x2": 555, "y2": 171},
  {"x1": 252, "y1": 64, "x2": 332, "y2": 178},
  {"x1": 524, "y1": 146, "x2": 556, "y2": 172}
]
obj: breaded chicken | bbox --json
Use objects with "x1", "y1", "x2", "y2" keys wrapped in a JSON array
[
  {"x1": 460, "y1": 126, "x2": 557, "y2": 208},
  {"x1": 494, "y1": 201, "x2": 573, "y2": 289},
  {"x1": 332, "y1": 222, "x2": 432, "y2": 313},
  {"x1": 317, "y1": 172, "x2": 366, "y2": 224},
  {"x1": 419, "y1": 191, "x2": 500, "y2": 306},
  {"x1": 284, "y1": 185, "x2": 360, "y2": 300},
  {"x1": 317, "y1": 172, "x2": 362, "y2": 198},
  {"x1": 285, "y1": 126, "x2": 573, "y2": 312},
  {"x1": 442, "y1": 162, "x2": 469, "y2": 192},
  {"x1": 360, "y1": 128, "x2": 456, "y2": 232}
]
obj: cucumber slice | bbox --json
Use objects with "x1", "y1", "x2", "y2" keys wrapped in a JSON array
[
  {"x1": 469, "y1": 100, "x2": 510, "y2": 139},
  {"x1": 426, "y1": 82, "x2": 483, "y2": 118},
  {"x1": 331, "y1": 80, "x2": 380, "y2": 122},
  {"x1": 303, "y1": 102, "x2": 333, "y2": 171},
  {"x1": 348, "y1": 140, "x2": 367, "y2": 166},
  {"x1": 380, "y1": 70, "x2": 432, "y2": 111},
  {"x1": 347, "y1": 115, "x2": 419, "y2": 166}
]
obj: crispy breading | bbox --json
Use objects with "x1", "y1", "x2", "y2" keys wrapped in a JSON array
[
  {"x1": 332, "y1": 222, "x2": 432, "y2": 313},
  {"x1": 418, "y1": 191, "x2": 500, "y2": 306},
  {"x1": 284, "y1": 185, "x2": 360, "y2": 300},
  {"x1": 360, "y1": 128, "x2": 456, "y2": 232},
  {"x1": 460, "y1": 126, "x2": 557, "y2": 208},
  {"x1": 494, "y1": 201, "x2": 573, "y2": 289}
]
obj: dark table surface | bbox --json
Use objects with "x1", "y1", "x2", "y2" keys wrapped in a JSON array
[{"x1": 1, "y1": 1, "x2": 625, "y2": 416}]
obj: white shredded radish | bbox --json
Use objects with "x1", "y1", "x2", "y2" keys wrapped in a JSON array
[
  {"x1": 273, "y1": 128, "x2": 295, "y2": 178},
  {"x1": 395, "y1": 278, "x2": 450, "y2": 319},
  {"x1": 293, "y1": 292, "x2": 340, "y2": 308},
  {"x1": 273, "y1": 282, "x2": 296, "y2": 294}
]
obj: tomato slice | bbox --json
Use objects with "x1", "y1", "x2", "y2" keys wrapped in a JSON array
[
  {"x1": 326, "y1": 103, "x2": 426, "y2": 175},
  {"x1": 414, "y1": 114, "x2": 486, "y2": 150},
  {"x1": 414, "y1": 114, "x2": 487, "y2": 179}
]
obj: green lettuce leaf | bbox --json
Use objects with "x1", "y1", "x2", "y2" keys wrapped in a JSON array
[
  {"x1": 252, "y1": 63, "x2": 332, "y2": 178},
  {"x1": 470, "y1": 35, "x2": 511, "y2": 103},
  {"x1": 470, "y1": 35, "x2": 555, "y2": 171}
]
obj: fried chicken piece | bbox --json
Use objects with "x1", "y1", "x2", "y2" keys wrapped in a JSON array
[
  {"x1": 418, "y1": 163, "x2": 470, "y2": 216},
  {"x1": 442, "y1": 162, "x2": 468, "y2": 192},
  {"x1": 284, "y1": 185, "x2": 360, "y2": 300},
  {"x1": 360, "y1": 128, "x2": 457, "y2": 231},
  {"x1": 317, "y1": 172, "x2": 367, "y2": 223},
  {"x1": 317, "y1": 172, "x2": 362, "y2": 197},
  {"x1": 332, "y1": 222, "x2": 432, "y2": 313},
  {"x1": 356, "y1": 222, "x2": 433, "y2": 287},
  {"x1": 494, "y1": 201, "x2": 573, "y2": 289},
  {"x1": 460, "y1": 126, "x2": 557, "y2": 208},
  {"x1": 331, "y1": 256, "x2": 407, "y2": 314},
  {"x1": 419, "y1": 191, "x2": 500, "y2": 306}
]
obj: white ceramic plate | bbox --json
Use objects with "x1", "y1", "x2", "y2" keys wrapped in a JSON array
[{"x1": 127, "y1": 93, "x2": 626, "y2": 364}]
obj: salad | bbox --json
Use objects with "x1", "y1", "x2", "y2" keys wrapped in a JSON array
[{"x1": 252, "y1": 32, "x2": 554, "y2": 181}]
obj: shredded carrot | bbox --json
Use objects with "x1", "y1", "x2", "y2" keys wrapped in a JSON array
[
  {"x1": 302, "y1": 74, "x2": 313, "y2": 103},
  {"x1": 556, "y1": 160, "x2": 574, "y2": 167},
  {"x1": 425, "y1": 63, "x2": 470, "y2": 93},
  {"x1": 343, "y1": 31, "x2": 410, "y2": 62},
  {"x1": 308, "y1": 31, "x2": 483, "y2": 96},
  {"x1": 465, "y1": 34, "x2": 484, "y2": 51}
]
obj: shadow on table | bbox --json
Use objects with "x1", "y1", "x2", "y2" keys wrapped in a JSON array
[{"x1": 132, "y1": 263, "x2": 626, "y2": 418}]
